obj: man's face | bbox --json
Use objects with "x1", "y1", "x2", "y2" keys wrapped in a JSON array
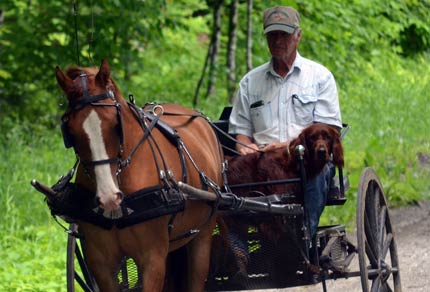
[{"x1": 266, "y1": 30, "x2": 300, "y2": 60}]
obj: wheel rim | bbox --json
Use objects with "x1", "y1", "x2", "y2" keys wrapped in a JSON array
[
  {"x1": 66, "y1": 224, "x2": 98, "y2": 292},
  {"x1": 356, "y1": 168, "x2": 402, "y2": 292},
  {"x1": 66, "y1": 224, "x2": 141, "y2": 292}
]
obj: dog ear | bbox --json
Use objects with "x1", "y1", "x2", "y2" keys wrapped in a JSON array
[
  {"x1": 331, "y1": 132, "x2": 344, "y2": 168},
  {"x1": 289, "y1": 131, "x2": 309, "y2": 163}
]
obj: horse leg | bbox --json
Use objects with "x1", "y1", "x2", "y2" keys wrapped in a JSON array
[
  {"x1": 163, "y1": 246, "x2": 188, "y2": 292},
  {"x1": 84, "y1": 238, "x2": 122, "y2": 292},
  {"x1": 137, "y1": 248, "x2": 169, "y2": 292},
  {"x1": 87, "y1": 258, "x2": 121, "y2": 292},
  {"x1": 185, "y1": 218, "x2": 217, "y2": 292},
  {"x1": 78, "y1": 225, "x2": 122, "y2": 292}
]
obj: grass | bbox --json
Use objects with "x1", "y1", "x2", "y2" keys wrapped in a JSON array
[
  {"x1": 0, "y1": 53, "x2": 429, "y2": 290},
  {"x1": 320, "y1": 53, "x2": 430, "y2": 228},
  {"x1": 0, "y1": 124, "x2": 73, "y2": 291}
]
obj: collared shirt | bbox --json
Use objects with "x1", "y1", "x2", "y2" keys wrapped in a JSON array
[{"x1": 228, "y1": 52, "x2": 342, "y2": 146}]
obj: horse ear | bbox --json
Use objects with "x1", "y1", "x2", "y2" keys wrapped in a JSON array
[
  {"x1": 96, "y1": 59, "x2": 111, "y2": 86},
  {"x1": 55, "y1": 66, "x2": 72, "y2": 93}
]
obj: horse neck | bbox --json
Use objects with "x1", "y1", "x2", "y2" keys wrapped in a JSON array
[{"x1": 117, "y1": 103, "x2": 171, "y2": 192}]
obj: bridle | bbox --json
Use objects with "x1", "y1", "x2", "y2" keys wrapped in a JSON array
[
  {"x1": 61, "y1": 72, "x2": 179, "y2": 181},
  {"x1": 61, "y1": 72, "x2": 126, "y2": 173}
]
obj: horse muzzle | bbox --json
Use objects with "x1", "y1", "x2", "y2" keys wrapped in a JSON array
[{"x1": 95, "y1": 191, "x2": 124, "y2": 214}]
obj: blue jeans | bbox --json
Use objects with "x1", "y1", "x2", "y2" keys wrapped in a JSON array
[{"x1": 304, "y1": 163, "x2": 334, "y2": 238}]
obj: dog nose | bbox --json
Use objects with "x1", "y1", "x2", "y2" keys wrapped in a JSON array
[{"x1": 317, "y1": 148, "x2": 327, "y2": 159}]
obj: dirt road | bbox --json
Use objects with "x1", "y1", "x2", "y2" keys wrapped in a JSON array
[{"x1": 232, "y1": 200, "x2": 430, "y2": 292}]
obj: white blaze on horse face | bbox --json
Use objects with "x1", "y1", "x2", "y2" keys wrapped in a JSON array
[{"x1": 83, "y1": 110, "x2": 122, "y2": 211}]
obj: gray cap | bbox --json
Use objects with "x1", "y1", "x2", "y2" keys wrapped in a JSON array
[{"x1": 263, "y1": 6, "x2": 300, "y2": 34}]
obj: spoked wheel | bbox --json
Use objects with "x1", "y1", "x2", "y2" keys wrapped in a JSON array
[
  {"x1": 66, "y1": 223, "x2": 99, "y2": 292},
  {"x1": 356, "y1": 167, "x2": 401, "y2": 292}
]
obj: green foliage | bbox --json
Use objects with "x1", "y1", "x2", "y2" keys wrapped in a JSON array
[
  {"x1": 342, "y1": 53, "x2": 430, "y2": 206},
  {"x1": 0, "y1": 0, "x2": 167, "y2": 125},
  {"x1": 320, "y1": 53, "x2": 430, "y2": 228},
  {"x1": 2, "y1": 0, "x2": 429, "y2": 119},
  {"x1": 0, "y1": 121, "x2": 73, "y2": 291},
  {"x1": 0, "y1": 0, "x2": 429, "y2": 290}
]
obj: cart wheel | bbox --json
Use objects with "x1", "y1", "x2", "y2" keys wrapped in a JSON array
[
  {"x1": 356, "y1": 167, "x2": 401, "y2": 292},
  {"x1": 67, "y1": 223, "x2": 99, "y2": 292}
]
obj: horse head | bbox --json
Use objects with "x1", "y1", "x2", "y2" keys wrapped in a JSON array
[{"x1": 55, "y1": 60, "x2": 125, "y2": 214}]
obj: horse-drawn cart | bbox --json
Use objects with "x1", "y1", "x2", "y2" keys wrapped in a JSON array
[
  {"x1": 32, "y1": 61, "x2": 401, "y2": 292},
  {"x1": 33, "y1": 116, "x2": 401, "y2": 292}
]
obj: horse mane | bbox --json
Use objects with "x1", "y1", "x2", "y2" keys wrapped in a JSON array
[
  {"x1": 60, "y1": 66, "x2": 88, "y2": 99},
  {"x1": 66, "y1": 67, "x2": 84, "y2": 79}
]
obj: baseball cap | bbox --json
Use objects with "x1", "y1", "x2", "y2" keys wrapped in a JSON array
[{"x1": 263, "y1": 6, "x2": 300, "y2": 34}]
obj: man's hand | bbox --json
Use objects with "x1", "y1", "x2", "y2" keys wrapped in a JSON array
[
  {"x1": 238, "y1": 143, "x2": 259, "y2": 155},
  {"x1": 236, "y1": 134, "x2": 259, "y2": 155},
  {"x1": 261, "y1": 141, "x2": 290, "y2": 152}
]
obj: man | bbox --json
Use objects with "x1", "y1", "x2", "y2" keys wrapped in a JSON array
[{"x1": 228, "y1": 6, "x2": 342, "y2": 238}]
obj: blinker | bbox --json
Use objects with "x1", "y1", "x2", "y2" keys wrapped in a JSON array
[{"x1": 61, "y1": 118, "x2": 74, "y2": 149}]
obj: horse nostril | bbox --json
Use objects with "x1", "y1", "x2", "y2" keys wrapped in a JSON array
[
  {"x1": 116, "y1": 191, "x2": 124, "y2": 201},
  {"x1": 94, "y1": 196, "x2": 101, "y2": 207}
]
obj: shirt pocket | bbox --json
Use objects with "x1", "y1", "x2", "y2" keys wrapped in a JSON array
[
  {"x1": 250, "y1": 101, "x2": 273, "y2": 133},
  {"x1": 292, "y1": 91, "x2": 316, "y2": 125}
]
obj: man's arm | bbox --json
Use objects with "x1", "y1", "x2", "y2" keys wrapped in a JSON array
[
  {"x1": 236, "y1": 134, "x2": 259, "y2": 155},
  {"x1": 314, "y1": 71, "x2": 342, "y2": 128},
  {"x1": 262, "y1": 141, "x2": 290, "y2": 152}
]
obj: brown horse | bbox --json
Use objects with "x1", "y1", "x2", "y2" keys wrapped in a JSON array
[{"x1": 55, "y1": 59, "x2": 224, "y2": 292}]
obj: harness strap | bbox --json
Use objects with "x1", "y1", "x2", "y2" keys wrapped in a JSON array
[
  {"x1": 137, "y1": 106, "x2": 188, "y2": 183},
  {"x1": 143, "y1": 110, "x2": 181, "y2": 147},
  {"x1": 117, "y1": 111, "x2": 161, "y2": 173},
  {"x1": 83, "y1": 157, "x2": 120, "y2": 167},
  {"x1": 68, "y1": 73, "x2": 114, "y2": 109}
]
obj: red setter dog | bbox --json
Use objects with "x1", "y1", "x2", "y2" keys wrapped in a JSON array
[
  {"x1": 226, "y1": 123, "x2": 344, "y2": 197},
  {"x1": 213, "y1": 123, "x2": 344, "y2": 280}
]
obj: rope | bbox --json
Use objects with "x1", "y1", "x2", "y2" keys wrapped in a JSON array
[
  {"x1": 72, "y1": 0, "x2": 96, "y2": 66},
  {"x1": 88, "y1": 0, "x2": 95, "y2": 65},
  {"x1": 73, "y1": 1, "x2": 80, "y2": 66}
]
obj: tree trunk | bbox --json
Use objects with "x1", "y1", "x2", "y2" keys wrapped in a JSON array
[
  {"x1": 246, "y1": 0, "x2": 253, "y2": 72},
  {"x1": 205, "y1": 0, "x2": 223, "y2": 98},
  {"x1": 227, "y1": 0, "x2": 239, "y2": 103},
  {"x1": 193, "y1": 43, "x2": 211, "y2": 107}
]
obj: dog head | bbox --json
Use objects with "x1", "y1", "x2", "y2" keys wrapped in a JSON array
[{"x1": 289, "y1": 123, "x2": 344, "y2": 177}]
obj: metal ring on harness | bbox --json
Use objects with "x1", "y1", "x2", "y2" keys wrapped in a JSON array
[{"x1": 152, "y1": 104, "x2": 164, "y2": 116}]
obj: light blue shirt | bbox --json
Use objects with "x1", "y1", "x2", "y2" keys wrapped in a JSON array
[{"x1": 229, "y1": 52, "x2": 342, "y2": 146}]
